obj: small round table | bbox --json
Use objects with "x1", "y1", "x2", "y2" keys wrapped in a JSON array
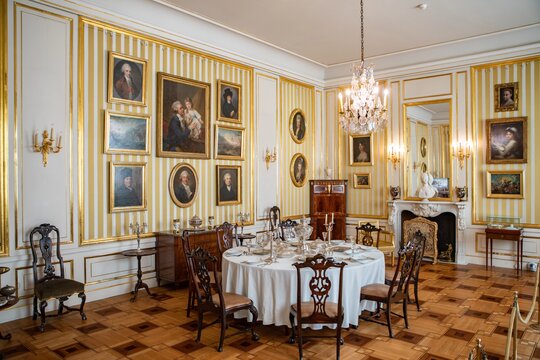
[
  {"x1": 122, "y1": 249, "x2": 157, "y2": 302},
  {"x1": 0, "y1": 266, "x2": 18, "y2": 340},
  {"x1": 236, "y1": 233, "x2": 256, "y2": 247}
]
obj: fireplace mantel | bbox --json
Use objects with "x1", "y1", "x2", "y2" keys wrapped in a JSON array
[{"x1": 388, "y1": 200, "x2": 468, "y2": 264}]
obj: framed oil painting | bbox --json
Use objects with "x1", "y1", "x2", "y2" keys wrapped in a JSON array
[
  {"x1": 217, "y1": 80, "x2": 241, "y2": 123},
  {"x1": 289, "y1": 108, "x2": 306, "y2": 144},
  {"x1": 216, "y1": 165, "x2": 241, "y2": 205},
  {"x1": 169, "y1": 163, "x2": 198, "y2": 208},
  {"x1": 349, "y1": 134, "x2": 373, "y2": 166},
  {"x1": 110, "y1": 162, "x2": 146, "y2": 213},
  {"x1": 104, "y1": 110, "x2": 150, "y2": 155},
  {"x1": 353, "y1": 173, "x2": 371, "y2": 189},
  {"x1": 495, "y1": 82, "x2": 518, "y2": 112},
  {"x1": 290, "y1": 153, "x2": 308, "y2": 187},
  {"x1": 157, "y1": 72, "x2": 210, "y2": 159},
  {"x1": 486, "y1": 117, "x2": 527, "y2": 164},
  {"x1": 432, "y1": 177, "x2": 450, "y2": 198},
  {"x1": 108, "y1": 52, "x2": 147, "y2": 106},
  {"x1": 487, "y1": 170, "x2": 523, "y2": 199},
  {"x1": 215, "y1": 125, "x2": 244, "y2": 160}
]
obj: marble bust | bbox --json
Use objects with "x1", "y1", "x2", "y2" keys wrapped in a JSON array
[{"x1": 417, "y1": 172, "x2": 438, "y2": 200}]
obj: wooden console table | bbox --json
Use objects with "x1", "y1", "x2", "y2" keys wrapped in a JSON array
[{"x1": 485, "y1": 228, "x2": 523, "y2": 275}]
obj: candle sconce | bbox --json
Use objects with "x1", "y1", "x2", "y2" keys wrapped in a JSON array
[
  {"x1": 452, "y1": 141, "x2": 472, "y2": 169},
  {"x1": 387, "y1": 144, "x2": 402, "y2": 170},
  {"x1": 33, "y1": 128, "x2": 62, "y2": 167},
  {"x1": 264, "y1": 147, "x2": 277, "y2": 170}
]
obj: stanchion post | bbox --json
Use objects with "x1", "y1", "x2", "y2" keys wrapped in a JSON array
[{"x1": 530, "y1": 262, "x2": 540, "y2": 330}]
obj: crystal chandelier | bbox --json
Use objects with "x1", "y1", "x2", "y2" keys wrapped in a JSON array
[{"x1": 338, "y1": 0, "x2": 388, "y2": 135}]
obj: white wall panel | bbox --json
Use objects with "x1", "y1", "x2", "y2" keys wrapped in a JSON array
[
  {"x1": 403, "y1": 74, "x2": 452, "y2": 100},
  {"x1": 255, "y1": 73, "x2": 278, "y2": 219},
  {"x1": 15, "y1": 5, "x2": 72, "y2": 247}
]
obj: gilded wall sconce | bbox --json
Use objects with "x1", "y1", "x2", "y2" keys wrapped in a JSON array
[
  {"x1": 452, "y1": 141, "x2": 472, "y2": 169},
  {"x1": 387, "y1": 144, "x2": 402, "y2": 169},
  {"x1": 264, "y1": 147, "x2": 277, "y2": 170},
  {"x1": 33, "y1": 128, "x2": 62, "y2": 167}
]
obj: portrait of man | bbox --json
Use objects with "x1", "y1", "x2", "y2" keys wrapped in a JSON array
[
  {"x1": 289, "y1": 110, "x2": 306, "y2": 143},
  {"x1": 109, "y1": 52, "x2": 146, "y2": 105},
  {"x1": 110, "y1": 162, "x2": 146, "y2": 212},
  {"x1": 290, "y1": 153, "x2": 307, "y2": 187},
  {"x1": 350, "y1": 134, "x2": 372, "y2": 165},
  {"x1": 217, "y1": 165, "x2": 241, "y2": 205},
  {"x1": 495, "y1": 82, "x2": 518, "y2": 112},
  {"x1": 169, "y1": 163, "x2": 198, "y2": 207},
  {"x1": 157, "y1": 73, "x2": 210, "y2": 159},
  {"x1": 218, "y1": 80, "x2": 241, "y2": 122},
  {"x1": 487, "y1": 117, "x2": 527, "y2": 164}
]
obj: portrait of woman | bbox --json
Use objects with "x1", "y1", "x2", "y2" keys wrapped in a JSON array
[
  {"x1": 350, "y1": 134, "x2": 373, "y2": 165},
  {"x1": 289, "y1": 109, "x2": 306, "y2": 144},
  {"x1": 290, "y1": 153, "x2": 308, "y2": 187},
  {"x1": 487, "y1": 117, "x2": 527, "y2": 164}
]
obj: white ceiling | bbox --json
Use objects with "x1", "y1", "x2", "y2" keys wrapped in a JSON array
[{"x1": 155, "y1": 0, "x2": 540, "y2": 66}]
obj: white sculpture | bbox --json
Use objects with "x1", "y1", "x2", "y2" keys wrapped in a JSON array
[{"x1": 417, "y1": 172, "x2": 438, "y2": 200}]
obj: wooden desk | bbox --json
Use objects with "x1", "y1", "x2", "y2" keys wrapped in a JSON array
[{"x1": 485, "y1": 228, "x2": 523, "y2": 275}]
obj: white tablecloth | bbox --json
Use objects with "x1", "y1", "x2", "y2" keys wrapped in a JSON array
[{"x1": 222, "y1": 246, "x2": 385, "y2": 327}]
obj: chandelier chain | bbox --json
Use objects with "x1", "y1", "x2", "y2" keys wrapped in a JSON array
[{"x1": 360, "y1": 0, "x2": 364, "y2": 62}]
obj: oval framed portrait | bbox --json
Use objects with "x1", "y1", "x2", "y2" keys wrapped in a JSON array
[
  {"x1": 289, "y1": 108, "x2": 306, "y2": 144},
  {"x1": 290, "y1": 153, "x2": 308, "y2": 187},
  {"x1": 169, "y1": 163, "x2": 198, "y2": 208}
]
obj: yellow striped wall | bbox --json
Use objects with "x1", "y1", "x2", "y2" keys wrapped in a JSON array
[
  {"x1": 279, "y1": 78, "x2": 314, "y2": 218},
  {"x1": 79, "y1": 18, "x2": 254, "y2": 244},
  {"x1": 334, "y1": 90, "x2": 388, "y2": 219},
  {"x1": 472, "y1": 56, "x2": 540, "y2": 227}
]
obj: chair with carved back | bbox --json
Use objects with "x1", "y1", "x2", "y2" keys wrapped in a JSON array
[
  {"x1": 280, "y1": 218, "x2": 298, "y2": 242},
  {"x1": 356, "y1": 221, "x2": 382, "y2": 247},
  {"x1": 268, "y1": 206, "x2": 281, "y2": 232},
  {"x1": 289, "y1": 254, "x2": 346, "y2": 360},
  {"x1": 29, "y1": 224, "x2": 87, "y2": 332},
  {"x1": 378, "y1": 229, "x2": 396, "y2": 266},
  {"x1": 403, "y1": 217, "x2": 438, "y2": 264},
  {"x1": 385, "y1": 230, "x2": 426, "y2": 311},
  {"x1": 216, "y1": 222, "x2": 238, "y2": 269},
  {"x1": 359, "y1": 245, "x2": 417, "y2": 338},
  {"x1": 185, "y1": 246, "x2": 259, "y2": 352}
]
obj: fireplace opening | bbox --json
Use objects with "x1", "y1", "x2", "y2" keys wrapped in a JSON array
[{"x1": 400, "y1": 210, "x2": 456, "y2": 262}]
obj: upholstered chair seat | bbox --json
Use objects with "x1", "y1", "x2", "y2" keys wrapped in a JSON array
[
  {"x1": 35, "y1": 278, "x2": 84, "y2": 299},
  {"x1": 291, "y1": 301, "x2": 340, "y2": 318},
  {"x1": 211, "y1": 292, "x2": 253, "y2": 310}
]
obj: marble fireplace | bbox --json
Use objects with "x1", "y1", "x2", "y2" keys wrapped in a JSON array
[{"x1": 388, "y1": 200, "x2": 468, "y2": 264}]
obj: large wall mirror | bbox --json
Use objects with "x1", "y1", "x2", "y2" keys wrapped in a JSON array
[{"x1": 403, "y1": 99, "x2": 452, "y2": 200}]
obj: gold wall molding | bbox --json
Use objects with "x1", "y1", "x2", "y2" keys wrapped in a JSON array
[
  {"x1": 0, "y1": 0, "x2": 9, "y2": 256},
  {"x1": 78, "y1": 17, "x2": 255, "y2": 245},
  {"x1": 13, "y1": 3, "x2": 74, "y2": 249},
  {"x1": 84, "y1": 252, "x2": 154, "y2": 285},
  {"x1": 471, "y1": 55, "x2": 540, "y2": 228},
  {"x1": 15, "y1": 260, "x2": 74, "y2": 299}
]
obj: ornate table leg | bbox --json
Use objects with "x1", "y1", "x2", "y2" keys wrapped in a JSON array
[{"x1": 130, "y1": 254, "x2": 155, "y2": 302}]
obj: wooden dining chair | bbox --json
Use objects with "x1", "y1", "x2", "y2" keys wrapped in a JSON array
[
  {"x1": 289, "y1": 254, "x2": 346, "y2": 360},
  {"x1": 216, "y1": 222, "x2": 238, "y2": 269},
  {"x1": 185, "y1": 247, "x2": 259, "y2": 352},
  {"x1": 268, "y1": 206, "x2": 281, "y2": 232},
  {"x1": 29, "y1": 224, "x2": 87, "y2": 332},
  {"x1": 356, "y1": 222, "x2": 381, "y2": 246},
  {"x1": 386, "y1": 230, "x2": 426, "y2": 311},
  {"x1": 359, "y1": 245, "x2": 417, "y2": 338}
]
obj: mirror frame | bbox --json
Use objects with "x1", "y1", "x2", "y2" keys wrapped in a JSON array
[{"x1": 402, "y1": 99, "x2": 453, "y2": 201}]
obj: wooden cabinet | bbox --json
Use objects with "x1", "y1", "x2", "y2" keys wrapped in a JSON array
[
  {"x1": 309, "y1": 180, "x2": 347, "y2": 240},
  {"x1": 155, "y1": 230, "x2": 218, "y2": 286}
]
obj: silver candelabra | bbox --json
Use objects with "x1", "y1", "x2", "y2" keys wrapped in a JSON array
[{"x1": 129, "y1": 222, "x2": 147, "y2": 250}]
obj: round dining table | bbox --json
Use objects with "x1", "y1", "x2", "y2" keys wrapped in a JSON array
[{"x1": 222, "y1": 244, "x2": 385, "y2": 328}]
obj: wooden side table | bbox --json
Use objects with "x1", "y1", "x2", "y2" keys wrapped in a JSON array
[
  {"x1": 122, "y1": 249, "x2": 157, "y2": 302},
  {"x1": 485, "y1": 228, "x2": 523, "y2": 275},
  {"x1": 0, "y1": 266, "x2": 18, "y2": 340},
  {"x1": 236, "y1": 233, "x2": 255, "y2": 247}
]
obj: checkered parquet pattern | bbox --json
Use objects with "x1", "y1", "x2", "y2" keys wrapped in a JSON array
[{"x1": 1, "y1": 263, "x2": 540, "y2": 359}]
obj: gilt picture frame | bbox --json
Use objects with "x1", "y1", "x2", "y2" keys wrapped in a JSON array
[
  {"x1": 216, "y1": 165, "x2": 241, "y2": 206},
  {"x1": 104, "y1": 110, "x2": 150, "y2": 155},
  {"x1": 486, "y1": 170, "x2": 523, "y2": 199},
  {"x1": 108, "y1": 52, "x2": 147, "y2": 106},
  {"x1": 157, "y1": 72, "x2": 210, "y2": 159},
  {"x1": 289, "y1": 108, "x2": 307, "y2": 144},
  {"x1": 349, "y1": 134, "x2": 373, "y2": 166},
  {"x1": 217, "y1": 80, "x2": 241, "y2": 123},
  {"x1": 486, "y1": 117, "x2": 527, "y2": 164},
  {"x1": 169, "y1": 163, "x2": 198, "y2": 208},
  {"x1": 215, "y1": 124, "x2": 244, "y2": 160},
  {"x1": 494, "y1": 82, "x2": 518, "y2": 112},
  {"x1": 290, "y1": 153, "x2": 308, "y2": 187},
  {"x1": 109, "y1": 162, "x2": 146, "y2": 213},
  {"x1": 353, "y1": 173, "x2": 371, "y2": 189}
]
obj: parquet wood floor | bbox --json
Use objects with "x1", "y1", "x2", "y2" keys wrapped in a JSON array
[{"x1": 1, "y1": 263, "x2": 539, "y2": 359}]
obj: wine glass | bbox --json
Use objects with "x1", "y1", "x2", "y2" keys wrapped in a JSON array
[{"x1": 322, "y1": 231, "x2": 328, "y2": 242}]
